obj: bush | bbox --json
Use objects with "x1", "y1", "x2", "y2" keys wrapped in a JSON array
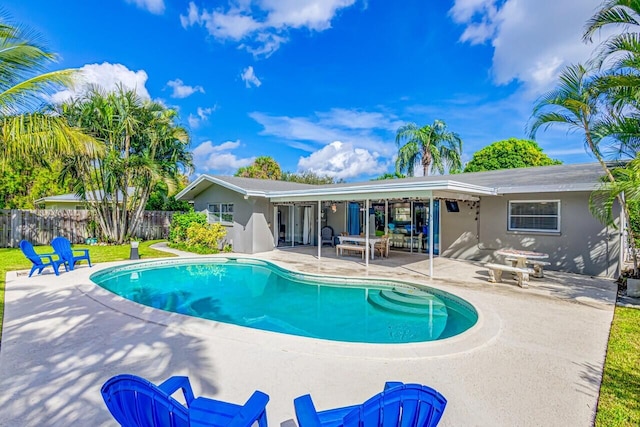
[
  {"x1": 185, "y1": 223, "x2": 227, "y2": 253},
  {"x1": 169, "y1": 212, "x2": 207, "y2": 243}
]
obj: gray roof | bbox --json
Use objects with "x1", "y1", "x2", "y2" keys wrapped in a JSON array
[
  {"x1": 177, "y1": 162, "x2": 613, "y2": 202},
  {"x1": 35, "y1": 188, "x2": 136, "y2": 204}
]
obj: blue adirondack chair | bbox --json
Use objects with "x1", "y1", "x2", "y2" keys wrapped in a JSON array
[
  {"x1": 101, "y1": 374, "x2": 270, "y2": 427},
  {"x1": 19, "y1": 240, "x2": 67, "y2": 277},
  {"x1": 294, "y1": 382, "x2": 447, "y2": 427},
  {"x1": 51, "y1": 236, "x2": 92, "y2": 271}
]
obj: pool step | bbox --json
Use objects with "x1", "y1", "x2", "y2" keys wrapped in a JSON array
[{"x1": 368, "y1": 289, "x2": 448, "y2": 317}]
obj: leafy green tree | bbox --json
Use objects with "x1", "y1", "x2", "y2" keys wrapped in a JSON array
[
  {"x1": 0, "y1": 15, "x2": 92, "y2": 166},
  {"x1": 59, "y1": 87, "x2": 193, "y2": 243},
  {"x1": 395, "y1": 120, "x2": 463, "y2": 176},
  {"x1": 281, "y1": 170, "x2": 342, "y2": 184},
  {"x1": 372, "y1": 172, "x2": 406, "y2": 180},
  {"x1": 235, "y1": 156, "x2": 282, "y2": 179},
  {"x1": 0, "y1": 160, "x2": 73, "y2": 208},
  {"x1": 145, "y1": 181, "x2": 192, "y2": 211},
  {"x1": 464, "y1": 139, "x2": 561, "y2": 172}
]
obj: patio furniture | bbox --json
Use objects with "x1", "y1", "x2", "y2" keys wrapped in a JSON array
[
  {"x1": 374, "y1": 235, "x2": 390, "y2": 258},
  {"x1": 294, "y1": 382, "x2": 447, "y2": 427},
  {"x1": 336, "y1": 235, "x2": 382, "y2": 260},
  {"x1": 321, "y1": 226, "x2": 335, "y2": 247},
  {"x1": 19, "y1": 240, "x2": 67, "y2": 277},
  {"x1": 101, "y1": 374, "x2": 270, "y2": 427},
  {"x1": 336, "y1": 243, "x2": 366, "y2": 259},
  {"x1": 485, "y1": 263, "x2": 535, "y2": 288},
  {"x1": 51, "y1": 236, "x2": 92, "y2": 271},
  {"x1": 496, "y1": 249, "x2": 550, "y2": 279}
]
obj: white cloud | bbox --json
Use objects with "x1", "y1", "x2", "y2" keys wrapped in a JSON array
[
  {"x1": 298, "y1": 141, "x2": 388, "y2": 179},
  {"x1": 180, "y1": 0, "x2": 357, "y2": 57},
  {"x1": 187, "y1": 106, "x2": 217, "y2": 128},
  {"x1": 450, "y1": 0, "x2": 604, "y2": 95},
  {"x1": 241, "y1": 66, "x2": 262, "y2": 88},
  {"x1": 125, "y1": 0, "x2": 165, "y2": 14},
  {"x1": 166, "y1": 78, "x2": 205, "y2": 98},
  {"x1": 192, "y1": 140, "x2": 255, "y2": 174},
  {"x1": 50, "y1": 62, "x2": 151, "y2": 104}
]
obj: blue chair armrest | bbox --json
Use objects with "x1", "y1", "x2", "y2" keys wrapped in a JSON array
[
  {"x1": 158, "y1": 376, "x2": 195, "y2": 406},
  {"x1": 227, "y1": 390, "x2": 269, "y2": 427},
  {"x1": 294, "y1": 394, "x2": 322, "y2": 427},
  {"x1": 73, "y1": 248, "x2": 90, "y2": 256},
  {"x1": 384, "y1": 381, "x2": 404, "y2": 390}
]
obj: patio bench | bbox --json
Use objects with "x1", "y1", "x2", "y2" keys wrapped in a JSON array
[
  {"x1": 505, "y1": 257, "x2": 550, "y2": 278},
  {"x1": 485, "y1": 263, "x2": 535, "y2": 288},
  {"x1": 336, "y1": 243, "x2": 365, "y2": 259}
]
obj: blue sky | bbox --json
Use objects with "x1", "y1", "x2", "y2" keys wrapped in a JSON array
[{"x1": 10, "y1": 0, "x2": 606, "y2": 181}]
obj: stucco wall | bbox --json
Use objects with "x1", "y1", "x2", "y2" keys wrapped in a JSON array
[
  {"x1": 194, "y1": 185, "x2": 258, "y2": 253},
  {"x1": 441, "y1": 192, "x2": 620, "y2": 277}
]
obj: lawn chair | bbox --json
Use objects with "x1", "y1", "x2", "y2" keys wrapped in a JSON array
[
  {"x1": 51, "y1": 236, "x2": 92, "y2": 271},
  {"x1": 321, "y1": 226, "x2": 335, "y2": 247},
  {"x1": 294, "y1": 382, "x2": 447, "y2": 427},
  {"x1": 101, "y1": 374, "x2": 270, "y2": 427},
  {"x1": 19, "y1": 240, "x2": 67, "y2": 277}
]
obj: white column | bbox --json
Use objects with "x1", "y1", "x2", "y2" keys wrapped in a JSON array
[
  {"x1": 429, "y1": 196, "x2": 434, "y2": 277},
  {"x1": 384, "y1": 200, "x2": 388, "y2": 233},
  {"x1": 290, "y1": 205, "x2": 294, "y2": 247},
  {"x1": 273, "y1": 205, "x2": 278, "y2": 247},
  {"x1": 317, "y1": 200, "x2": 322, "y2": 259},
  {"x1": 365, "y1": 199, "x2": 370, "y2": 267},
  {"x1": 410, "y1": 200, "x2": 414, "y2": 254}
]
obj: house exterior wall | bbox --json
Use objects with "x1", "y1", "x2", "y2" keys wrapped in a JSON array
[
  {"x1": 441, "y1": 191, "x2": 620, "y2": 277},
  {"x1": 251, "y1": 198, "x2": 276, "y2": 253},
  {"x1": 42, "y1": 201, "x2": 84, "y2": 209}
]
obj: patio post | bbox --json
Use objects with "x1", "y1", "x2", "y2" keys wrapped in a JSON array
[
  {"x1": 272, "y1": 205, "x2": 277, "y2": 247},
  {"x1": 429, "y1": 195, "x2": 434, "y2": 277},
  {"x1": 384, "y1": 200, "x2": 388, "y2": 233},
  {"x1": 317, "y1": 200, "x2": 321, "y2": 259},
  {"x1": 290, "y1": 205, "x2": 294, "y2": 248},
  {"x1": 365, "y1": 198, "x2": 370, "y2": 267}
]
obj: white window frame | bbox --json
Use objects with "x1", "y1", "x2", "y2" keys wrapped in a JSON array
[
  {"x1": 207, "y1": 203, "x2": 234, "y2": 225},
  {"x1": 508, "y1": 200, "x2": 561, "y2": 233}
]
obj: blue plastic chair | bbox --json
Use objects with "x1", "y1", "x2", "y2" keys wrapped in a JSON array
[
  {"x1": 19, "y1": 240, "x2": 67, "y2": 277},
  {"x1": 294, "y1": 382, "x2": 447, "y2": 427},
  {"x1": 51, "y1": 236, "x2": 92, "y2": 271},
  {"x1": 101, "y1": 374, "x2": 269, "y2": 427}
]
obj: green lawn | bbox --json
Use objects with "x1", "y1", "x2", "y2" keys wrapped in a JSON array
[
  {"x1": 596, "y1": 306, "x2": 640, "y2": 426},
  {"x1": 0, "y1": 240, "x2": 175, "y2": 338}
]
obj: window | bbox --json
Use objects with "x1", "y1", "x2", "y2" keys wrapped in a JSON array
[
  {"x1": 508, "y1": 200, "x2": 560, "y2": 233},
  {"x1": 208, "y1": 203, "x2": 234, "y2": 224}
]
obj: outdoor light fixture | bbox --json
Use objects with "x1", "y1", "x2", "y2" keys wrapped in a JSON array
[{"x1": 331, "y1": 203, "x2": 337, "y2": 213}]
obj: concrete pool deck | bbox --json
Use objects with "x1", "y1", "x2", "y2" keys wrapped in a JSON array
[{"x1": 0, "y1": 246, "x2": 617, "y2": 426}]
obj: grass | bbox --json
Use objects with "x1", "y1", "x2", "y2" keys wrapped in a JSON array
[
  {"x1": 595, "y1": 306, "x2": 640, "y2": 426},
  {"x1": 0, "y1": 240, "x2": 175, "y2": 339}
]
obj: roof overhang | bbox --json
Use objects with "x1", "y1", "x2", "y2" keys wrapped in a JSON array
[
  {"x1": 268, "y1": 180, "x2": 497, "y2": 203},
  {"x1": 176, "y1": 175, "x2": 268, "y2": 201},
  {"x1": 496, "y1": 183, "x2": 599, "y2": 194}
]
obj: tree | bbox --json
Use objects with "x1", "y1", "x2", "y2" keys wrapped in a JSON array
[
  {"x1": 0, "y1": 14, "x2": 91, "y2": 166},
  {"x1": 0, "y1": 160, "x2": 73, "y2": 208},
  {"x1": 281, "y1": 171, "x2": 342, "y2": 184},
  {"x1": 464, "y1": 138, "x2": 561, "y2": 172},
  {"x1": 372, "y1": 172, "x2": 406, "y2": 180},
  {"x1": 235, "y1": 156, "x2": 282, "y2": 179},
  {"x1": 395, "y1": 120, "x2": 463, "y2": 177},
  {"x1": 59, "y1": 87, "x2": 193, "y2": 243},
  {"x1": 145, "y1": 180, "x2": 192, "y2": 211}
]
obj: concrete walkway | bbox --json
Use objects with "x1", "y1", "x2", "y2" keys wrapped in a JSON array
[{"x1": 0, "y1": 247, "x2": 617, "y2": 426}]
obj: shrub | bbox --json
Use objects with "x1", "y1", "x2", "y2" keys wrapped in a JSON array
[
  {"x1": 185, "y1": 222, "x2": 227, "y2": 253},
  {"x1": 169, "y1": 212, "x2": 207, "y2": 243}
]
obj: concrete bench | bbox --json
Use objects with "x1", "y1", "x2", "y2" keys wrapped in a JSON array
[
  {"x1": 336, "y1": 243, "x2": 365, "y2": 259},
  {"x1": 505, "y1": 257, "x2": 551, "y2": 278},
  {"x1": 485, "y1": 263, "x2": 536, "y2": 288}
]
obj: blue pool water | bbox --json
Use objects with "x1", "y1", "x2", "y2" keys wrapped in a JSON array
[{"x1": 91, "y1": 258, "x2": 478, "y2": 344}]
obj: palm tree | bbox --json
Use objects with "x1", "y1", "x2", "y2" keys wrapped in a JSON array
[
  {"x1": 0, "y1": 15, "x2": 89, "y2": 164},
  {"x1": 59, "y1": 87, "x2": 192, "y2": 243},
  {"x1": 395, "y1": 120, "x2": 463, "y2": 177}
]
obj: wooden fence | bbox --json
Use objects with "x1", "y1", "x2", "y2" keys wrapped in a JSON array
[{"x1": 0, "y1": 209, "x2": 176, "y2": 248}]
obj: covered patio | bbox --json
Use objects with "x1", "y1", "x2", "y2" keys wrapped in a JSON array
[{"x1": 269, "y1": 180, "x2": 497, "y2": 276}]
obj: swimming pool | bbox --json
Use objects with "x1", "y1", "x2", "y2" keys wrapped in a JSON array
[{"x1": 91, "y1": 258, "x2": 478, "y2": 344}]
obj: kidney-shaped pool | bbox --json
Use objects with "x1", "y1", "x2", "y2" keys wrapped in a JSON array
[{"x1": 91, "y1": 258, "x2": 478, "y2": 344}]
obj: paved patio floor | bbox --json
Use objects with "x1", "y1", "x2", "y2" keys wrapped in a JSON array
[{"x1": 0, "y1": 245, "x2": 617, "y2": 426}]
